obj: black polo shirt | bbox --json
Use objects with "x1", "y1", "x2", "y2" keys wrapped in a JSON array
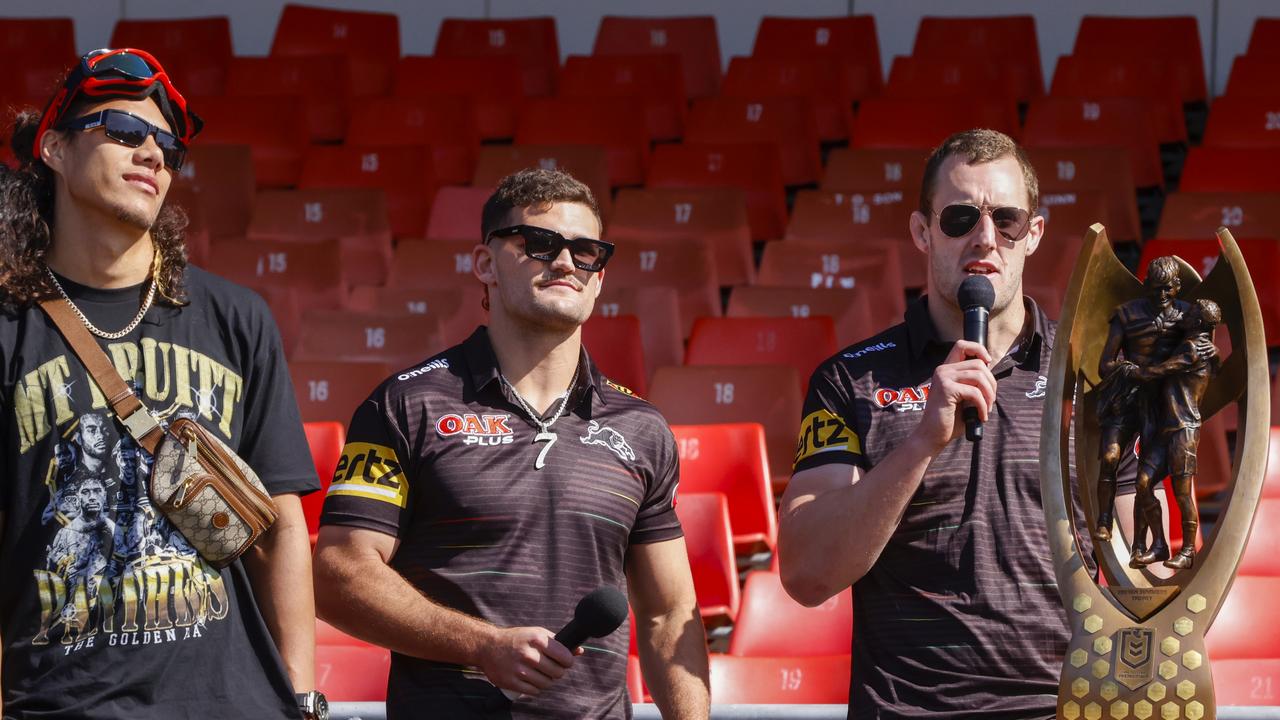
[
  {"x1": 795, "y1": 296, "x2": 1099, "y2": 720},
  {"x1": 321, "y1": 327, "x2": 682, "y2": 720}
]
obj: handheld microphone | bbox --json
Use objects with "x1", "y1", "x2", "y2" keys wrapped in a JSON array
[
  {"x1": 501, "y1": 587, "x2": 629, "y2": 701},
  {"x1": 957, "y1": 275, "x2": 995, "y2": 442}
]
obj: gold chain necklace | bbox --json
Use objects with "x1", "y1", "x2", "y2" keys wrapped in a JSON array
[{"x1": 45, "y1": 266, "x2": 157, "y2": 340}]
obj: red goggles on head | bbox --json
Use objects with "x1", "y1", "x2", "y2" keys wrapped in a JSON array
[{"x1": 32, "y1": 48, "x2": 202, "y2": 161}]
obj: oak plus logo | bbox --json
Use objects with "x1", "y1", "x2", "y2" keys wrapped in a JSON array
[
  {"x1": 436, "y1": 413, "x2": 515, "y2": 446},
  {"x1": 873, "y1": 383, "x2": 930, "y2": 412}
]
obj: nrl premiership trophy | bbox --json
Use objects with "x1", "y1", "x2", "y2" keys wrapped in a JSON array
[{"x1": 1040, "y1": 225, "x2": 1268, "y2": 719}]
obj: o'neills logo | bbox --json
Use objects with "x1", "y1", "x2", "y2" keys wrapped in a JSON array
[
  {"x1": 435, "y1": 413, "x2": 515, "y2": 445},
  {"x1": 398, "y1": 358, "x2": 449, "y2": 381},
  {"x1": 843, "y1": 341, "x2": 896, "y2": 360},
  {"x1": 873, "y1": 383, "x2": 930, "y2": 412}
]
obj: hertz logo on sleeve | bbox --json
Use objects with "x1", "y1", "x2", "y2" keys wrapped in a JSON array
[
  {"x1": 794, "y1": 409, "x2": 861, "y2": 466},
  {"x1": 327, "y1": 442, "x2": 409, "y2": 508}
]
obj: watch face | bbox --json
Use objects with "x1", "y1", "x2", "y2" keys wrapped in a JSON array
[{"x1": 315, "y1": 693, "x2": 329, "y2": 720}]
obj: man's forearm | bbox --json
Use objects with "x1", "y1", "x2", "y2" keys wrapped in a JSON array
[
  {"x1": 780, "y1": 434, "x2": 938, "y2": 605},
  {"x1": 244, "y1": 496, "x2": 316, "y2": 692},
  {"x1": 636, "y1": 606, "x2": 709, "y2": 720}
]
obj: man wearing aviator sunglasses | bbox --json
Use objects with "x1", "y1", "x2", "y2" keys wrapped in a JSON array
[
  {"x1": 315, "y1": 168, "x2": 710, "y2": 719},
  {"x1": 780, "y1": 129, "x2": 1140, "y2": 718},
  {"x1": 0, "y1": 49, "x2": 323, "y2": 719}
]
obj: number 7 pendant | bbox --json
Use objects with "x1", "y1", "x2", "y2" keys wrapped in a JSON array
[{"x1": 534, "y1": 431, "x2": 557, "y2": 470}]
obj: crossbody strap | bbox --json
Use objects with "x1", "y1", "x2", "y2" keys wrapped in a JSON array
[{"x1": 39, "y1": 298, "x2": 164, "y2": 454}]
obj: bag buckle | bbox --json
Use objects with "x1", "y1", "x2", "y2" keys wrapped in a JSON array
[{"x1": 120, "y1": 409, "x2": 160, "y2": 442}]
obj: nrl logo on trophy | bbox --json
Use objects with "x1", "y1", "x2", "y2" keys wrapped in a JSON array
[{"x1": 1040, "y1": 225, "x2": 1268, "y2": 719}]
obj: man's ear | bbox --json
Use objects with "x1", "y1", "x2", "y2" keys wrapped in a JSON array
[
  {"x1": 40, "y1": 130, "x2": 68, "y2": 174},
  {"x1": 472, "y1": 243, "x2": 497, "y2": 285},
  {"x1": 1024, "y1": 213, "x2": 1045, "y2": 258},
  {"x1": 909, "y1": 211, "x2": 931, "y2": 255}
]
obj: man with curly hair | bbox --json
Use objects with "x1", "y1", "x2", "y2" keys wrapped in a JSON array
[{"x1": 0, "y1": 49, "x2": 323, "y2": 718}]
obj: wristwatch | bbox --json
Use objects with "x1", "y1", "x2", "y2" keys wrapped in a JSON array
[{"x1": 296, "y1": 691, "x2": 329, "y2": 720}]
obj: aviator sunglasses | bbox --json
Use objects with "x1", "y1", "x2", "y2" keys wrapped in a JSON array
[
  {"x1": 59, "y1": 109, "x2": 188, "y2": 171},
  {"x1": 486, "y1": 225, "x2": 615, "y2": 272},
  {"x1": 934, "y1": 203, "x2": 1032, "y2": 242}
]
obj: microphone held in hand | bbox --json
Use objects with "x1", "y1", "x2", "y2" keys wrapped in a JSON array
[
  {"x1": 501, "y1": 587, "x2": 629, "y2": 701},
  {"x1": 957, "y1": 275, "x2": 995, "y2": 442}
]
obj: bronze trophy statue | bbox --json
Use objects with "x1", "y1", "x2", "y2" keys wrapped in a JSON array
[{"x1": 1040, "y1": 226, "x2": 1267, "y2": 719}]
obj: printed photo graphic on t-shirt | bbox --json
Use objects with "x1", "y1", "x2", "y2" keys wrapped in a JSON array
[{"x1": 11, "y1": 340, "x2": 247, "y2": 655}]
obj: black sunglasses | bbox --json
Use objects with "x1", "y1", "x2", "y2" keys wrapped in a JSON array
[
  {"x1": 58, "y1": 109, "x2": 188, "y2": 171},
  {"x1": 486, "y1": 224, "x2": 615, "y2": 272},
  {"x1": 934, "y1": 203, "x2": 1032, "y2": 242}
]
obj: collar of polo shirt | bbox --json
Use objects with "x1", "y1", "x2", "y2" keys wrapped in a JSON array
[
  {"x1": 461, "y1": 327, "x2": 611, "y2": 414},
  {"x1": 905, "y1": 296, "x2": 1048, "y2": 376}
]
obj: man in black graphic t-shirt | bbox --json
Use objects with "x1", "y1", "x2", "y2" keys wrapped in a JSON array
[
  {"x1": 314, "y1": 168, "x2": 710, "y2": 719},
  {"x1": 0, "y1": 49, "x2": 322, "y2": 719},
  {"x1": 778, "y1": 130, "x2": 1140, "y2": 719}
]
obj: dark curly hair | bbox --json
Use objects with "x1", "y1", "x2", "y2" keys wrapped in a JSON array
[
  {"x1": 480, "y1": 167, "x2": 602, "y2": 240},
  {"x1": 0, "y1": 102, "x2": 190, "y2": 313}
]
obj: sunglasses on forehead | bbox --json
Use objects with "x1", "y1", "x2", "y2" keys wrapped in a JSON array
[
  {"x1": 934, "y1": 203, "x2": 1032, "y2": 242},
  {"x1": 59, "y1": 109, "x2": 188, "y2": 171},
  {"x1": 486, "y1": 225, "x2": 615, "y2": 272}
]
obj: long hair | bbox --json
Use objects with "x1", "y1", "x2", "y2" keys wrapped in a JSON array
[{"x1": 0, "y1": 105, "x2": 190, "y2": 313}]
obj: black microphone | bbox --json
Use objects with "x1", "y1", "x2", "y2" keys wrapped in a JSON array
[
  {"x1": 957, "y1": 275, "x2": 995, "y2": 442},
  {"x1": 502, "y1": 587, "x2": 629, "y2": 700}
]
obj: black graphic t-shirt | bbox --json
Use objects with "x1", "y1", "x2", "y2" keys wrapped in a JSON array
[{"x1": 0, "y1": 267, "x2": 318, "y2": 719}]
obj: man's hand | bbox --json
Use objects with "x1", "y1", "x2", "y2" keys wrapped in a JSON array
[
  {"x1": 912, "y1": 340, "x2": 997, "y2": 451},
  {"x1": 477, "y1": 626, "x2": 577, "y2": 696}
]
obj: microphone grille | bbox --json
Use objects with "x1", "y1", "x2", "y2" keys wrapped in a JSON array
[
  {"x1": 957, "y1": 275, "x2": 996, "y2": 311},
  {"x1": 574, "y1": 587, "x2": 630, "y2": 637}
]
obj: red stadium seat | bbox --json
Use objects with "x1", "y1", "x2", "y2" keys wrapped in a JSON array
[
  {"x1": 1213, "y1": 658, "x2": 1280, "y2": 706},
  {"x1": 1157, "y1": 192, "x2": 1280, "y2": 240},
  {"x1": 1026, "y1": 146, "x2": 1142, "y2": 241},
  {"x1": 1206, "y1": 575, "x2": 1280, "y2": 659},
  {"x1": 1023, "y1": 97, "x2": 1163, "y2": 189},
  {"x1": 674, "y1": 492, "x2": 740, "y2": 621},
  {"x1": 472, "y1": 145, "x2": 612, "y2": 219},
  {"x1": 608, "y1": 187, "x2": 755, "y2": 286},
  {"x1": 728, "y1": 286, "x2": 876, "y2": 349},
  {"x1": 559, "y1": 55, "x2": 686, "y2": 142},
  {"x1": 315, "y1": 644, "x2": 391, "y2": 702},
  {"x1": 594, "y1": 16, "x2": 720, "y2": 99},
  {"x1": 581, "y1": 315, "x2": 649, "y2": 396},
  {"x1": 1268, "y1": 427, "x2": 1280, "y2": 499},
  {"x1": 170, "y1": 144, "x2": 255, "y2": 240},
  {"x1": 786, "y1": 189, "x2": 913, "y2": 245},
  {"x1": 729, "y1": 571, "x2": 852, "y2": 657},
  {"x1": 290, "y1": 360, "x2": 391, "y2": 425},
  {"x1": 294, "y1": 310, "x2": 443, "y2": 366},
  {"x1": 346, "y1": 96, "x2": 479, "y2": 187},
  {"x1": 226, "y1": 55, "x2": 349, "y2": 143},
  {"x1": 514, "y1": 98, "x2": 650, "y2": 187},
  {"x1": 593, "y1": 286, "x2": 683, "y2": 374},
  {"x1": 346, "y1": 285, "x2": 487, "y2": 349},
  {"x1": 426, "y1": 186, "x2": 491, "y2": 243},
  {"x1": 1238, "y1": 498, "x2": 1280, "y2": 577},
  {"x1": 722, "y1": 57, "x2": 853, "y2": 142},
  {"x1": 394, "y1": 56, "x2": 524, "y2": 140},
  {"x1": 850, "y1": 98, "x2": 1019, "y2": 150},
  {"x1": 821, "y1": 148, "x2": 928, "y2": 193},
  {"x1": 271, "y1": 4, "x2": 399, "y2": 95},
  {"x1": 1224, "y1": 55, "x2": 1280, "y2": 98},
  {"x1": 627, "y1": 654, "x2": 646, "y2": 703},
  {"x1": 204, "y1": 238, "x2": 346, "y2": 312},
  {"x1": 685, "y1": 96, "x2": 821, "y2": 187},
  {"x1": 0, "y1": 18, "x2": 72, "y2": 114},
  {"x1": 757, "y1": 240, "x2": 907, "y2": 327},
  {"x1": 884, "y1": 56, "x2": 1011, "y2": 102},
  {"x1": 709, "y1": 654, "x2": 851, "y2": 703},
  {"x1": 650, "y1": 365, "x2": 802, "y2": 482},
  {"x1": 1248, "y1": 19, "x2": 1280, "y2": 57},
  {"x1": 685, "y1": 317, "x2": 837, "y2": 395},
  {"x1": 192, "y1": 95, "x2": 307, "y2": 188},
  {"x1": 1203, "y1": 96, "x2": 1280, "y2": 149},
  {"x1": 647, "y1": 143, "x2": 788, "y2": 241},
  {"x1": 299, "y1": 145, "x2": 437, "y2": 238},
  {"x1": 1073, "y1": 16, "x2": 1206, "y2": 103},
  {"x1": 387, "y1": 240, "x2": 483, "y2": 291},
  {"x1": 111, "y1": 17, "x2": 231, "y2": 96},
  {"x1": 603, "y1": 236, "x2": 720, "y2": 338},
  {"x1": 435, "y1": 17, "x2": 559, "y2": 97},
  {"x1": 1049, "y1": 54, "x2": 1186, "y2": 144},
  {"x1": 1180, "y1": 148, "x2": 1280, "y2": 193},
  {"x1": 316, "y1": 618, "x2": 373, "y2": 647},
  {"x1": 302, "y1": 422, "x2": 344, "y2": 537},
  {"x1": 671, "y1": 423, "x2": 776, "y2": 553},
  {"x1": 751, "y1": 16, "x2": 882, "y2": 102},
  {"x1": 247, "y1": 188, "x2": 393, "y2": 287},
  {"x1": 912, "y1": 16, "x2": 1042, "y2": 102},
  {"x1": 1023, "y1": 190, "x2": 1104, "y2": 301}
]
